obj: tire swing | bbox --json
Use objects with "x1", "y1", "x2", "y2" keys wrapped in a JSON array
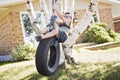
[
  {"x1": 36, "y1": 37, "x2": 60, "y2": 76},
  {"x1": 35, "y1": 0, "x2": 60, "y2": 76}
]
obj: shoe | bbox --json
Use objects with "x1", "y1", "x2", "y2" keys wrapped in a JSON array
[
  {"x1": 35, "y1": 36, "x2": 42, "y2": 42},
  {"x1": 70, "y1": 57, "x2": 78, "y2": 65},
  {"x1": 65, "y1": 55, "x2": 78, "y2": 65}
]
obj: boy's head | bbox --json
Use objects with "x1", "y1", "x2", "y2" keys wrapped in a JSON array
[{"x1": 64, "y1": 12, "x2": 72, "y2": 20}]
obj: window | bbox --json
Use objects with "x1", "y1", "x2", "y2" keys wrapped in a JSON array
[{"x1": 20, "y1": 12, "x2": 44, "y2": 43}]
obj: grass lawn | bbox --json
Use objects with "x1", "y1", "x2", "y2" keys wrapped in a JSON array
[
  {"x1": 0, "y1": 60, "x2": 120, "y2": 80},
  {"x1": 0, "y1": 61, "x2": 13, "y2": 66},
  {"x1": 0, "y1": 47, "x2": 120, "y2": 80}
]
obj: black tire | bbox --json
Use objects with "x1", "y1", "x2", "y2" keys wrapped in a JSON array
[{"x1": 35, "y1": 37, "x2": 60, "y2": 76}]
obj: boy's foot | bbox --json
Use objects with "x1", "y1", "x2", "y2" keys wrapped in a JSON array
[
  {"x1": 65, "y1": 55, "x2": 78, "y2": 65},
  {"x1": 35, "y1": 36, "x2": 42, "y2": 42},
  {"x1": 70, "y1": 57, "x2": 78, "y2": 65}
]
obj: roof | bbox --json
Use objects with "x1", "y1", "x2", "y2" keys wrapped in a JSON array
[
  {"x1": 0, "y1": 0, "x2": 120, "y2": 7},
  {"x1": 0, "y1": 0, "x2": 34, "y2": 7},
  {"x1": 0, "y1": 7, "x2": 9, "y2": 19},
  {"x1": 0, "y1": 0, "x2": 28, "y2": 19},
  {"x1": 101, "y1": 0, "x2": 120, "y2": 5}
]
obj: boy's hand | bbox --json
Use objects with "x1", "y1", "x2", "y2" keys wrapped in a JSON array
[
  {"x1": 52, "y1": 13, "x2": 56, "y2": 16},
  {"x1": 52, "y1": 5, "x2": 56, "y2": 10}
]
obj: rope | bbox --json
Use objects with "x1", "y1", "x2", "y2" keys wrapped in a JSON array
[{"x1": 52, "y1": 0, "x2": 55, "y2": 13}]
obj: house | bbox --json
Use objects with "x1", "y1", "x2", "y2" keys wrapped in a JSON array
[
  {"x1": 112, "y1": 4, "x2": 120, "y2": 32},
  {"x1": 0, "y1": 0, "x2": 120, "y2": 57},
  {"x1": 100, "y1": 0, "x2": 120, "y2": 32}
]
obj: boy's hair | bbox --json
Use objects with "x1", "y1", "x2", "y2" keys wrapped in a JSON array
[{"x1": 65, "y1": 12, "x2": 70, "y2": 15}]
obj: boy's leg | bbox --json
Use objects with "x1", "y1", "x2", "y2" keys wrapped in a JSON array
[
  {"x1": 35, "y1": 29, "x2": 59, "y2": 41},
  {"x1": 41, "y1": 27, "x2": 49, "y2": 34},
  {"x1": 42, "y1": 29, "x2": 59, "y2": 39},
  {"x1": 35, "y1": 27, "x2": 49, "y2": 41},
  {"x1": 63, "y1": 45, "x2": 78, "y2": 65}
]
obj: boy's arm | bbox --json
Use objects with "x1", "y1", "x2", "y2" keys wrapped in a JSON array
[
  {"x1": 55, "y1": 19, "x2": 61, "y2": 25},
  {"x1": 53, "y1": 6, "x2": 67, "y2": 22},
  {"x1": 51, "y1": 13, "x2": 61, "y2": 25}
]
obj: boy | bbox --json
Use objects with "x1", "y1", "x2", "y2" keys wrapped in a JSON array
[
  {"x1": 36, "y1": 6, "x2": 71, "y2": 43},
  {"x1": 36, "y1": 6, "x2": 77, "y2": 64}
]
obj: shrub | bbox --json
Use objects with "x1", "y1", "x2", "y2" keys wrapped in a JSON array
[
  {"x1": 108, "y1": 29, "x2": 119, "y2": 41},
  {"x1": 83, "y1": 23, "x2": 114, "y2": 44},
  {"x1": 10, "y1": 42, "x2": 36, "y2": 61},
  {"x1": 98, "y1": 22, "x2": 107, "y2": 29}
]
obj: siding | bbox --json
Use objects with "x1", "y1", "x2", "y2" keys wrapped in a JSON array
[
  {"x1": 99, "y1": 8, "x2": 114, "y2": 30},
  {"x1": 0, "y1": 12, "x2": 23, "y2": 55},
  {"x1": 0, "y1": 13, "x2": 13, "y2": 55}
]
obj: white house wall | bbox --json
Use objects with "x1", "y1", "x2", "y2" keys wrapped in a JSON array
[
  {"x1": 75, "y1": 0, "x2": 111, "y2": 10},
  {"x1": 111, "y1": 5, "x2": 120, "y2": 18}
]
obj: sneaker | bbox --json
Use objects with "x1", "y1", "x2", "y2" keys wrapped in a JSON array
[
  {"x1": 35, "y1": 36, "x2": 42, "y2": 42},
  {"x1": 70, "y1": 57, "x2": 78, "y2": 65},
  {"x1": 65, "y1": 55, "x2": 78, "y2": 65}
]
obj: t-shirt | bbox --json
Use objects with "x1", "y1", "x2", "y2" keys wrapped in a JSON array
[{"x1": 59, "y1": 21, "x2": 71, "y2": 29}]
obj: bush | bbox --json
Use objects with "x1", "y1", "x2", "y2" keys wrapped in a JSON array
[
  {"x1": 98, "y1": 22, "x2": 107, "y2": 29},
  {"x1": 83, "y1": 23, "x2": 115, "y2": 44},
  {"x1": 10, "y1": 42, "x2": 36, "y2": 61},
  {"x1": 108, "y1": 29, "x2": 119, "y2": 40}
]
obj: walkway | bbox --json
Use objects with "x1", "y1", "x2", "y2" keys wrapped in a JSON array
[{"x1": 72, "y1": 48, "x2": 120, "y2": 63}]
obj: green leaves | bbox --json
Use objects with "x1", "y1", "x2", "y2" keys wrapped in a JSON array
[
  {"x1": 10, "y1": 42, "x2": 36, "y2": 61},
  {"x1": 108, "y1": 29, "x2": 119, "y2": 40},
  {"x1": 83, "y1": 23, "x2": 118, "y2": 44}
]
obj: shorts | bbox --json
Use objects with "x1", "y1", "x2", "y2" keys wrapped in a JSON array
[{"x1": 57, "y1": 30, "x2": 68, "y2": 43}]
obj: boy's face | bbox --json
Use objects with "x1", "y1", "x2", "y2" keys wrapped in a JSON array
[{"x1": 64, "y1": 14, "x2": 72, "y2": 21}]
